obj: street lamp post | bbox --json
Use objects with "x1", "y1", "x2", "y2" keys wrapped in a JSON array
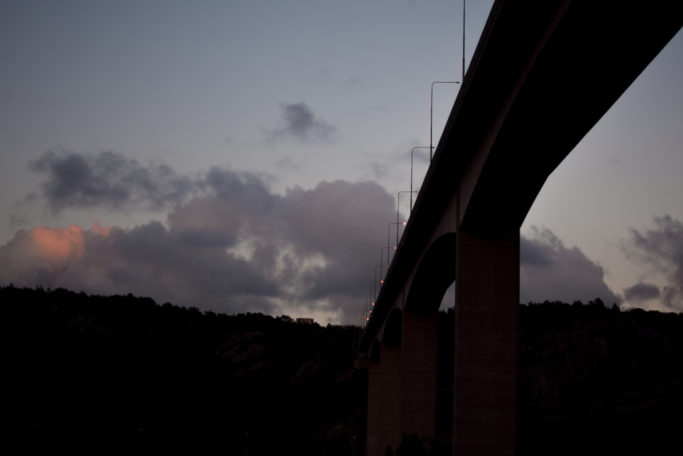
[
  {"x1": 430, "y1": 81, "x2": 460, "y2": 161},
  {"x1": 380, "y1": 247, "x2": 390, "y2": 281},
  {"x1": 463, "y1": 0, "x2": 466, "y2": 81},
  {"x1": 410, "y1": 146, "x2": 431, "y2": 210},
  {"x1": 388, "y1": 221, "x2": 400, "y2": 267},
  {"x1": 367, "y1": 281, "x2": 376, "y2": 324},
  {"x1": 396, "y1": 191, "x2": 417, "y2": 246},
  {"x1": 374, "y1": 265, "x2": 383, "y2": 298}
]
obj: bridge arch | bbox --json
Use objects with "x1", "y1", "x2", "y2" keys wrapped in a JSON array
[
  {"x1": 399, "y1": 232, "x2": 457, "y2": 447},
  {"x1": 369, "y1": 340, "x2": 380, "y2": 363},
  {"x1": 405, "y1": 233, "x2": 457, "y2": 315},
  {"x1": 380, "y1": 307, "x2": 402, "y2": 346}
]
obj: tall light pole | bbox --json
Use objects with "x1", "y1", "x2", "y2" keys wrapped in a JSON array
[
  {"x1": 430, "y1": 81, "x2": 460, "y2": 161},
  {"x1": 380, "y1": 246, "x2": 390, "y2": 280},
  {"x1": 388, "y1": 221, "x2": 399, "y2": 254},
  {"x1": 397, "y1": 191, "x2": 417, "y2": 244},
  {"x1": 368, "y1": 281, "x2": 376, "y2": 323},
  {"x1": 463, "y1": 0, "x2": 466, "y2": 81},
  {"x1": 374, "y1": 265, "x2": 383, "y2": 298},
  {"x1": 410, "y1": 146, "x2": 430, "y2": 210}
]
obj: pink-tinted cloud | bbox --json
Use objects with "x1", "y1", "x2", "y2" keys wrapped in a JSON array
[{"x1": 0, "y1": 223, "x2": 107, "y2": 289}]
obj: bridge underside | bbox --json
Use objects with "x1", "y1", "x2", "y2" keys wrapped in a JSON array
[{"x1": 361, "y1": 0, "x2": 681, "y2": 455}]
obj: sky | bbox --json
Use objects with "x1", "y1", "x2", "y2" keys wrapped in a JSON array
[{"x1": 1, "y1": 1, "x2": 681, "y2": 324}]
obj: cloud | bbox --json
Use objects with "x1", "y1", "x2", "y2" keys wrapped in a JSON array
[
  {"x1": 0, "y1": 221, "x2": 280, "y2": 315},
  {"x1": 276, "y1": 157, "x2": 299, "y2": 171},
  {"x1": 1, "y1": 169, "x2": 395, "y2": 323},
  {"x1": 29, "y1": 148, "x2": 195, "y2": 212},
  {"x1": 265, "y1": 102, "x2": 335, "y2": 141},
  {"x1": 24, "y1": 150, "x2": 283, "y2": 217},
  {"x1": 0, "y1": 224, "x2": 87, "y2": 287},
  {"x1": 623, "y1": 282, "x2": 661, "y2": 302},
  {"x1": 281, "y1": 180, "x2": 395, "y2": 298},
  {"x1": 360, "y1": 143, "x2": 430, "y2": 184},
  {"x1": 166, "y1": 177, "x2": 394, "y2": 317},
  {"x1": 520, "y1": 228, "x2": 620, "y2": 305},
  {"x1": 9, "y1": 149, "x2": 628, "y2": 321},
  {"x1": 625, "y1": 215, "x2": 683, "y2": 311}
]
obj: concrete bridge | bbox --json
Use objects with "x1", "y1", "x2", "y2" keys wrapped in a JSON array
[{"x1": 358, "y1": 1, "x2": 681, "y2": 454}]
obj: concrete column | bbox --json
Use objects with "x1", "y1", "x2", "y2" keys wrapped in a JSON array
[
  {"x1": 367, "y1": 344, "x2": 402, "y2": 456},
  {"x1": 453, "y1": 228, "x2": 519, "y2": 456},
  {"x1": 401, "y1": 312, "x2": 439, "y2": 441}
]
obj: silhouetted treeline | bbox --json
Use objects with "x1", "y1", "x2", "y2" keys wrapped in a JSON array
[
  {"x1": 2, "y1": 286, "x2": 682, "y2": 455},
  {"x1": 397, "y1": 300, "x2": 683, "y2": 456},
  {"x1": 517, "y1": 299, "x2": 683, "y2": 455},
  {"x1": 0, "y1": 285, "x2": 365, "y2": 456}
]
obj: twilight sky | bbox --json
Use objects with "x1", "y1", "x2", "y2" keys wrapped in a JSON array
[{"x1": 1, "y1": 1, "x2": 681, "y2": 324}]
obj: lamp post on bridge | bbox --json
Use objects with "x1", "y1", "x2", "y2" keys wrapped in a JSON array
[
  {"x1": 410, "y1": 147, "x2": 430, "y2": 210},
  {"x1": 366, "y1": 281, "x2": 377, "y2": 325},
  {"x1": 430, "y1": 81, "x2": 460, "y2": 161},
  {"x1": 374, "y1": 265, "x2": 383, "y2": 298},
  {"x1": 462, "y1": 0, "x2": 466, "y2": 81},
  {"x1": 380, "y1": 247, "x2": 390, "y2": 283},
  {"x1": 388, "y1": 221, "x2": 399, "y2": 260},
  {"x1": 366, "y1": 295, "x2": 374, "y2": 323},
  {"x1": 396, "y1": 191, "x2": 416, "y2": 246}
]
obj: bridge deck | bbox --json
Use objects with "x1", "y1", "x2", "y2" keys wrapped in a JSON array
[{"x1": 359, "y1": 0, "x2": 681, "y2": 353}]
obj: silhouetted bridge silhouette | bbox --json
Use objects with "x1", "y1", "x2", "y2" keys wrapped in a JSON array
[{"x1": 358, "y1": 1, "x2": 681, "y2": 455}]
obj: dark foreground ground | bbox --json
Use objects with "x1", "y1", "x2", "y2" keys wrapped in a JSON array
[
  {"x1": 1, "y1": 286, "x2": 682, "y2": 455},
  {"x1": 517, "y1": 300, "x2": 683, "y2": 456}
]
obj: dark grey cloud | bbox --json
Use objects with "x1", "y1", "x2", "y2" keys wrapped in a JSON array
[
  {"x1": 623, "y1": 282, "x2": 661, "y2": 302},
  {"x1": 276, "y1": 156, "x2": 299, "y2": 171},
  {"x1": 101, "y1": 222, "x2": 278, "y2": 313},
  {"x1": 0, "y1": 221, "x2": 280, "y2": 316},
  {"x1": 29, "y1": 148, "x2": 195, "y2": 212},
  {"x1": 25, "y1": 149, "x2": 284, "y2": 218},
  {"x1": 520, "y1": 228, "x2": 620, "y2": 305},
  {"x1": 626, "y1": 215, "x2": 683, "y2": 310},
  {"x1": 167, "y1": 177, "x2": 395, "y2": 317},
  {"x1": 265, "y1": 102, "x2": 335, "y2": 141},
  {"x1": 282, "y1": 180, "x2": 395, "y2": 299},
  {"x1": 366, "y1": 160, "x2": 390, "y2": 180},
  {"x1": 9, "y1": 148, "x2": 627, "y2": 321},
  {"x1": 2, "y1": 166, "x2": 394, "y2": 323}
]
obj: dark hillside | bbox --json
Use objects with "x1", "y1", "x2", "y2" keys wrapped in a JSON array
[
  {"x1": 402, "y1": 302, "x2": 683, "y2": 456},
  {"x1": 518, "y1": 300, "x2": 683, "y2": 455},
  {"x1": 2, "y1": 287, "x2": 683, "y2": 455},
  {"x1": 1, "y1": 286, "x2": 365, "y2": 456}
]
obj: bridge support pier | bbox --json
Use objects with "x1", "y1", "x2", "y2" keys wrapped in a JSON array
[
  {"x1": 401, "y1": 312, "x2": 439, "y2": 440},
  {"x1": 453, "y1": 228, "x2": 519, "y2": 455},
  {"x1": 367, "y1": 344, "x2": 402, "y2": 456}
]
